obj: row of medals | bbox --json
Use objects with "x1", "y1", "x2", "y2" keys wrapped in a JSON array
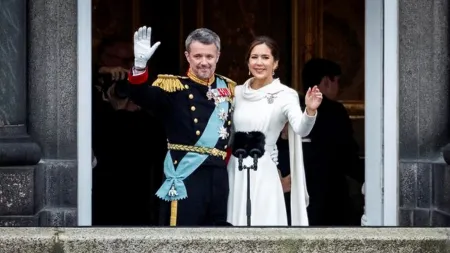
[{"x1": 206, "y1": 86, "x2": 230, "y2": 140}]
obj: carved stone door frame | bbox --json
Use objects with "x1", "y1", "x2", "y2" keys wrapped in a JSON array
[
  {"x1": 78, "y1": 0, "x2": 93, "y2": 226},
  {"x1": 365, "y1": 0, "x2": 399, "y2": 226},
  {"x1": 382, "y1": 0, "x2": 400, "y2": 226}
]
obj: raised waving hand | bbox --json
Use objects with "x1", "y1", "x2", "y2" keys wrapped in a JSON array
[{"x1": 133, "y1": 26, "x2": 161, "y2": 69}]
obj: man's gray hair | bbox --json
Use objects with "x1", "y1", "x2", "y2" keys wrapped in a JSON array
[{"x1": 185, "y1": 28, "x2": 221, "y2": 52}]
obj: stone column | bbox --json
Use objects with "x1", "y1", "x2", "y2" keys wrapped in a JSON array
[
  {"x1": 27, "y1": 0, "x2": 78, "y2": 226},
  {"x1": 398, "y1": 0, "x2": 450, "y2": 226},
  {"x1": 0, "y1": 0, "x2": 42, "y2": 226}
]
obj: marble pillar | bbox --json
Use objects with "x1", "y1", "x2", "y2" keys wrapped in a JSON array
[
  {"x1": 27, "y1": 0, "x2": 78, "y2": 226},
  {"x1": 398, "y1": 0, "x2": 450, "y2": 226},
  {"x1": 0, "y1": 0, "x2": 42, "y2": 226}
]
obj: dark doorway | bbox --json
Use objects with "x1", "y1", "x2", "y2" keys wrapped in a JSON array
[
  {"x1": 91, "y1": 0, "x2": 180, "y2": 226},
  {"x1": 90, "y1": 0, "x2": 364, "y2": 227}
]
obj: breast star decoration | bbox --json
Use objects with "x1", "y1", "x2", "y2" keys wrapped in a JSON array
[
  {"x1": 218, "y1": 126, "x2": 229, "y2": 140},
  {"x1": 218, "y1": 109, "x2": 228, "y2": 121}
]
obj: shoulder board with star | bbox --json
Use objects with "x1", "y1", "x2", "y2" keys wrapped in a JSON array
[
  {"x1": 215, "y1": 74, "x2": 237, "y2": 97},
  {"x1": 151, "y1": 74, "x2": 189, "y2": 93}
]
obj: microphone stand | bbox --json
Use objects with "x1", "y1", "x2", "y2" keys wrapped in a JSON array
[{"x1": 238, "y1": 151, "x2": 259, "y2": 227}]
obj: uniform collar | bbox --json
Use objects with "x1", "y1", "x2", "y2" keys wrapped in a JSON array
[{"x1": 187, "y1": 68, "x2": 215, "y2": 86}]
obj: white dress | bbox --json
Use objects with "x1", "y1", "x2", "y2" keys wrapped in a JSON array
[{"x1": 227, "y1": 78, "x2": 316, "y2": 226}]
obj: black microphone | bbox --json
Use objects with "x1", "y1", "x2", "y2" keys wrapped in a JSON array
[
  {"x1": 246, "y1": 131, "x2": 265, "y2": 171},
  {"x1": 232, "y1": 132, "x2": 251, "y2": 158},
  {"x1": 232, "y1": 131, "x2": 265, "y2": 227},
  {"x1": 250, "y1": 148, "x2": 263, "y2": 169},
  {"x1": 232, "y1": 132, "x2": 251, "y2": 172},
  {"x1": 234, "y1": 148, "x2": 247, "y2": 158}
]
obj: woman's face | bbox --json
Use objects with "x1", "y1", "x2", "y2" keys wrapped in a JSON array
[{"x1": 247, "y1": 43, "x2": 278, "y2": 82}]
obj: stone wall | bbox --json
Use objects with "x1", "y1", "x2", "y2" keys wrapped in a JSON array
[
  {"x1": 398, "y1": 0, "x2": 450, "y2": 226},
  {"x1": 28, "y1": 0, "x2": 78, "y2": 226},
  {"x1": 1, "y1": 228, "x2": 449, "y2": 253},
  {"x1": 0, "y1": 0, "x2": 78, "y2": 226},
  {"x1": 0, "y1": 0, "x2": 41, "y2": 226}
]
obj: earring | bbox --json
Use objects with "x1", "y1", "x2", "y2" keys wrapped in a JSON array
[{"x1": 248, "y1": 71, "x2": 251, "y2": 76}]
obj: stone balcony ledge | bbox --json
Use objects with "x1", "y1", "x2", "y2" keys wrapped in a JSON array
[{"x1": 0, "y1": 227, "x2": 449, "y2": 253}]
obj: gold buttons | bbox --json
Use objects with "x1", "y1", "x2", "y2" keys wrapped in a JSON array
[
  {"x1": 174, "y1": 160, "x2": 178, "y2": 165},
  {"x1": 189, "y1": 94, "x2": 194, "y2": 99},
  {"x1": 196, "y1": 130, "x2": 201, "y2": 136},
  {"x1": 185, "y1": 85, "x2": 189, "y2": 89},
  {"x1": 194, "y1": 118, "x2": 198, "y2": 123},
  {"x1": 191, "y1": 106, "x2": 196, "y2": 111}
]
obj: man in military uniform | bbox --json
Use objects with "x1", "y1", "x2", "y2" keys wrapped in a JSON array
[{"x1": 125, "y1": 26, "x2": 235, "y2": 226}]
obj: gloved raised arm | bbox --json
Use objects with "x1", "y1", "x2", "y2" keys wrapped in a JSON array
[
  {"x1": 127, "y1": 26, "x2": 170, "y2": 113},
  {"x1": 132, "y1": 26, "x2": 161, "y2": 72}
]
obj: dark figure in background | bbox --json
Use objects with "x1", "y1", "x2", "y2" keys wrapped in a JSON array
[
  {"x1": 91, "y1": 37, "x2": 166, "y2": 226},
  {"x1": 300, "y1": 58, "x2": 364, "y2": 226}
]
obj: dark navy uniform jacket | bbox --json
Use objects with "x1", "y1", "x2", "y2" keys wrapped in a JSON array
[{"x1": 127, "y1": 68, "x2": 235, "y2": 169}]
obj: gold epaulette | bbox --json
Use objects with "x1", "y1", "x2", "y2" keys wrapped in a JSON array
[
  {"x1": 152, "y1": 74, "x2": 188, "y2": 93},
  {"x1": 216, "y1": 74, "x2": 237, "y2": 97}
]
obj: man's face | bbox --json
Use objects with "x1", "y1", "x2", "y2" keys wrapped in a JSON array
[
  {"x1": 323, "y1": 76, "x2": 340, "y2": 100},
  {"x1": 185, "y1": 41, "x2": 220, "y2": 80}
]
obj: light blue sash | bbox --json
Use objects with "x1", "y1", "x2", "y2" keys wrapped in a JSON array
[{"x1": 156, "y1": 78, "x2": 229, "y2": 201}]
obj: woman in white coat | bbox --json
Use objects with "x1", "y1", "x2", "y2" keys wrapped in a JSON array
[{"x1": 227, "y1": 36, "x2": 323, "y2": 226}]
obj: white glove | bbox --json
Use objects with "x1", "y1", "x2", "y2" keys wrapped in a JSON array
[
  {"x1": 270, "y1": 146, "x2": 279, "y2": 165},
  {"x1": 91, "y1": 149, "x2": 97, "y2": 169},
  {"x1": 361, "y1": 213, "x2": 368, "y2": 226},
  {"x1": 361, "y1": 182, "x2": 366, "y2": 226},
  {"x1": 133, "y1": 26, "x2": 161, "y2": 69}
]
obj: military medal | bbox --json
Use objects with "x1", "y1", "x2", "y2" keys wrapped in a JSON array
[
  {"x1": 168, "y1": 184, "x2": 178, "y2": 197},
  {"x1": 217, "y1": 88, "x2": 231, "y2": 97},
  {"x1": 218, "y1": 126, "x2": 229, "y2": 140},
  {"x1": 218, "y1": 109, "x2": 228, "y2": 121},
  {"x1": 207, "y1": 87, "x2": 232, "y2": 105},
  {"x1": 206, "y1": 86, "x2": 214, "y2": 100}
]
